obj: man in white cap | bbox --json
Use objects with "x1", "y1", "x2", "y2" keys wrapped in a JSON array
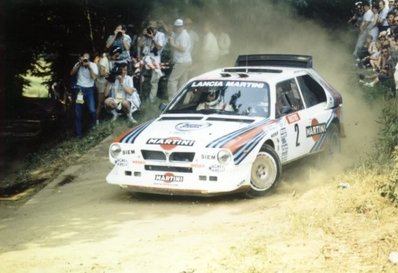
[{"x1": 167, "y1": 18, "x2": 192, "y2": 101}]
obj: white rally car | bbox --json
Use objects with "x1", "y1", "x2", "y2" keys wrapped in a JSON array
[{"x1": 106, "y1": 54, "x2": 344, "y2": 197}]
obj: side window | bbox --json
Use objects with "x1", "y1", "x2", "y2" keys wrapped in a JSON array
[
  {"x1": 296, "y1": 75, "x2": 326, "y2": 108},
  {"x1": 275, "y1": 79, "x2": 304, "y2": 118}
]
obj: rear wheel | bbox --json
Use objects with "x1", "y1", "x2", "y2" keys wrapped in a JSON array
[
  {"x1": 323, "y1": 123, "x2": 340, "y2": 158},
  {"x1": 246, "y1": 144, "x2": 281, "y2": 198}
]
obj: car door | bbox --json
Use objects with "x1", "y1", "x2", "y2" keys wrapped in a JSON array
[
  {"x1": 296, "y1": 73, "x2": 331, "y2": 154},
  {"x1": 275, "y1": 78, "x2": 307, "y2": 162}
]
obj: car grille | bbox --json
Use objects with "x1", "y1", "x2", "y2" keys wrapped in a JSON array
[
  {"x1": 141, "y1": 150, "x2": 195, "y2": 163},
  {"x1": 144, "y1": 165, "x2": 193, "y2": 173}
]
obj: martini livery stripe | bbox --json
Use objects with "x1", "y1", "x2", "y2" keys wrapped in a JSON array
[
  {"x1": 233, "y1": 131, "x2": 266, "y2": 164},
  {"x1": 310, "y1": 110, "x2": 336, "y2": 153},
  {"x1": 206, "y1": 119, "x2": 273, "y2": 148},
  {"x1": 120, "y1": 119, "x2": 154, "y2": 144}
]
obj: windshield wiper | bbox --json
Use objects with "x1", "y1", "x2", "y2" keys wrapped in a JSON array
[{"x1": 196, "y1": 109, "x2": 239, "y2": 115}]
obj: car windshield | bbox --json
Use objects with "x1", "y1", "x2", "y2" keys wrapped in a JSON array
[{"x1": 165, "y1": 80, "x2": 270, "y2": 118}]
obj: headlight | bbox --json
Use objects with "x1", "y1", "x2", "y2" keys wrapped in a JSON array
[
  {"x1": 110, "y1": 144, "x2": 122, "y2": 159},
  {"x1": 217, "y1": 149, "x2": 232, "y2": 165}
]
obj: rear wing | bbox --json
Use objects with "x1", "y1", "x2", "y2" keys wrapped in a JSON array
[{"x1": 235, "y1": 54, "x2": 313, "y2": 68}]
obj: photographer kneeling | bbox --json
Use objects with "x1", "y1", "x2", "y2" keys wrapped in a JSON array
[{"x1": 104, "y1": 63, "x2": 141, "y2": 123}]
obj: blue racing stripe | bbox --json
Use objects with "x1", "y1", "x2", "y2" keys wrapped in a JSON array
[
  {"x1": 206, "y1": 119, "x2": 270, "y2": 148},
  {"x1": 121, "y1": 119, "x2": 154, "y2": 144},
  {"x1": 233, "y1": 131, "x2": 266, "y2": 164}
]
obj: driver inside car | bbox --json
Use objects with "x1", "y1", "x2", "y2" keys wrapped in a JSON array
[{"x1": 196, "y1": 89, "x2": 232, "y2": 111}]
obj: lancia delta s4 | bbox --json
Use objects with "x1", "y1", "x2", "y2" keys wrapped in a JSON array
[{"x1": 106, "y1": 54, "x2": 344, "y2": 197}]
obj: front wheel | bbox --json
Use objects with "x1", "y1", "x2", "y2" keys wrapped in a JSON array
[{"x1": 246, "y1": 144, "x2": 281, "y2": 198}]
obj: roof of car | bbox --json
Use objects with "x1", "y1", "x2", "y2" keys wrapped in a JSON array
[
  {"x1": 191, "y1": 54, "x2": 315, "y2": 85},
  {"x1": 192, "y1": 66, "x2": 314, "y2": 85}
]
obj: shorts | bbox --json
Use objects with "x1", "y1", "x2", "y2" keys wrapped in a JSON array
[{"x1": 95, "y1": 79, "x2": 107, "y2": 94}]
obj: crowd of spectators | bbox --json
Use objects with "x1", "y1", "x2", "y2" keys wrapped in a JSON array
[
  {"x1": 69, "y1": 17, "x2": 231, "y2": 138},
  {"x1": 351, "y1": 0, "x2": 398, "y2": 96}
]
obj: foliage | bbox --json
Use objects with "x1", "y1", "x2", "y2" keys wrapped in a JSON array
[
  {"x1": 378, "y1": 147, "x2": 398, "y2": 207},
  {"x1": 376, "y1": 99, "x2": 398, "y2": 157},
  {"x1": 2, "y1": 0, "x2": 355, "y2": 119}
]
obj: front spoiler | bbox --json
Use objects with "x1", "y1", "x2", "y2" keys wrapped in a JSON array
[{"x1": 118, "y1": 184, "x2": 251, "y2": 197}]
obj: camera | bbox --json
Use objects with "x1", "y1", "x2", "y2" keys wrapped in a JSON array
[
  {"x1": 116, "y1": 31, "x2": 123, "y2": 39},
  {"x1": 106, "y1": 64, "x2": 123, "y2": 83},
  {"x1": 150, "y1": 47, "x2": 159, "y2": 56},
  {"x1": 145, "y1": 27, "x2": 154, "y2": 37}
]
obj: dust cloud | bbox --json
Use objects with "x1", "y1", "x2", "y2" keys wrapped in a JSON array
[{"x1": 151, "y1": 1, "x2": 380, "y2": 177}]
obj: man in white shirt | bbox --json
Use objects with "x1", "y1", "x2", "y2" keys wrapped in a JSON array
[
  {"x1": 167, "y1": 19, "x2": 192, "y2": 101},
  {"x1": 378, "y1": 0, "x2": 390, "y2": 32},
  {"x1": 70, "y1": 52, "x2": 98, "y2": 138},
  {"x1": 353, "y1": 3, "x2": 373, "y2": 59}
]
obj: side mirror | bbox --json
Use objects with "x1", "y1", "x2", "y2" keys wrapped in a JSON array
[{"x1": 159, "y1": 102, "x2": 167, "y2": 111}]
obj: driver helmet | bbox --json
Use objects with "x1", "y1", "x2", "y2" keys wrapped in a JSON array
[{"x1": 206, "y1": 88, "x2": 222, "y2": 106}]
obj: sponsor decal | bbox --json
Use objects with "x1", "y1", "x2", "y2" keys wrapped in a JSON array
[
  {"x1": 115, "y1": 158, "x2": 128, "y2": 167},
  {"x1": 155, "y1": 172, "x2": 183, "y2": 183},
  {"x1": 192, "y1": 81, "x2": 223, "y2": 87},
  {"x1": 132, "y1": 160, "x2": 145, "y2": 164},
  {"x1": 191, "y1": 81, "x2": 265, "y2": 89},
  {"x1": 209, "y1": 164, "x2": 225, "y2": 172},
  {"x1": 190, "y1": 163, "x2": 205, "y2": 168},
  {"x1": 286, "y1": 112, "x2": 300, "y2": 124},
  {"x1": 280, "y1": 127, "x2": 288, "y2": 161},
  {"x1": 271, "y1": 131, "x2": 279, "y2": 138},
  {"x1": 122, "y1": 150, "x2": 135, "y2": 155},
  {"x1": 306, "y1": 119, "x2": 326, "y2": 141},
  {"x1": 201, "y1": 154, "x2": 216, "y2": 160},
  {"x1": 175, "y1": 122, "x2": 211, "y2": 131},
  {"x1": 147, "y1": 137, "x2": 195, "y2": 150}
]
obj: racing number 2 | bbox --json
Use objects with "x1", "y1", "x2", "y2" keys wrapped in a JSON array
[{"x1": 294, "y1": 124, "x2": 300, "y2": 147}]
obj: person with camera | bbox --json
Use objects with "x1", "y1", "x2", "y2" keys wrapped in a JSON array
[
  {"x1": 69, "y1": 52, "x2": 98, "y2": 138},
  {"x1": 104, "y1": 63, "x2": 140, "y2": 123},
  {"x1": 140, "y1": 21, "x2": 167, "y2": 103},
  {"x1": 105, "y1": 24, "x2": 131, "y2": 64}
]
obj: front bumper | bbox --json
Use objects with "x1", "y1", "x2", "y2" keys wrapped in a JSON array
[{"x1": 106, "y1": 164, "x2": 251, "y2": 196}]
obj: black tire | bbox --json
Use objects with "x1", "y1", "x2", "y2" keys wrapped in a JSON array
[
  {"x1": 323, "y1": 123, "x2": 340, "y2": 158},
  {"x1": 246, "y1": 144, "x2": 282, "y2": 198}
]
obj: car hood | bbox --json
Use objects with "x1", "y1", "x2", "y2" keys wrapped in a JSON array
[{"x1": 115, "y1": 114, "x2": 273, "y2": 149}]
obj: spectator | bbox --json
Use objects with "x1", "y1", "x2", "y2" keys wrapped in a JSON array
[
  {"x1": 104, "y1": 63, "x2": 140, "y2": 123},
  {"x1": 69, "y1": 52, "x2": 98, "y2": 138},
  {"x1": 216, "y1": 25, "x2": 232, "y2": 66},
  {"x1": 141, "y1": 21, "x2": 167, "y2": 103},
  {"x1": 378, "y1": 0, "x2": 390, "y2": 32},
  {"x1": 167, "y1": 19, "x2": 192, "y2": 101},
  {"x1": 184, "y1": 17, "x2": 200, "y2": 76},
  {"x1": 370, "y1": 5, "x2": 380, "y2": 41},
  {"x1": 105, "y1": 24, "x2": 131, "y2": 64},
  {"x1": 95, "y1": 51, "x2": 110, "y2": 124},
  {"x1": 389, "y1": 0, "x2": 395, "y2": 11},
  {"x1": 348, "y1": 2, "x2": 364, "y2": 27},
  {"x1": 353, "y1": 2, "x2": 373, "y2": 59},
  {"x1": 360, "y1": 46, "x2": 394, "y2": 87},
  {"x1": 392, "y1": 15, "x2": 398, "y2": 34},
  {"x1": 201, "y1": 21, "x2": 220, "y2": 71},
  {"x1": 357, "y1": 34, "x2": 374, "y2": 67}
]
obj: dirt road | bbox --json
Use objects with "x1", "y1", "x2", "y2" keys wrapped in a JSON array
[{"x1": 0, "y1": 134, "x2": 397, "y2": 273}]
